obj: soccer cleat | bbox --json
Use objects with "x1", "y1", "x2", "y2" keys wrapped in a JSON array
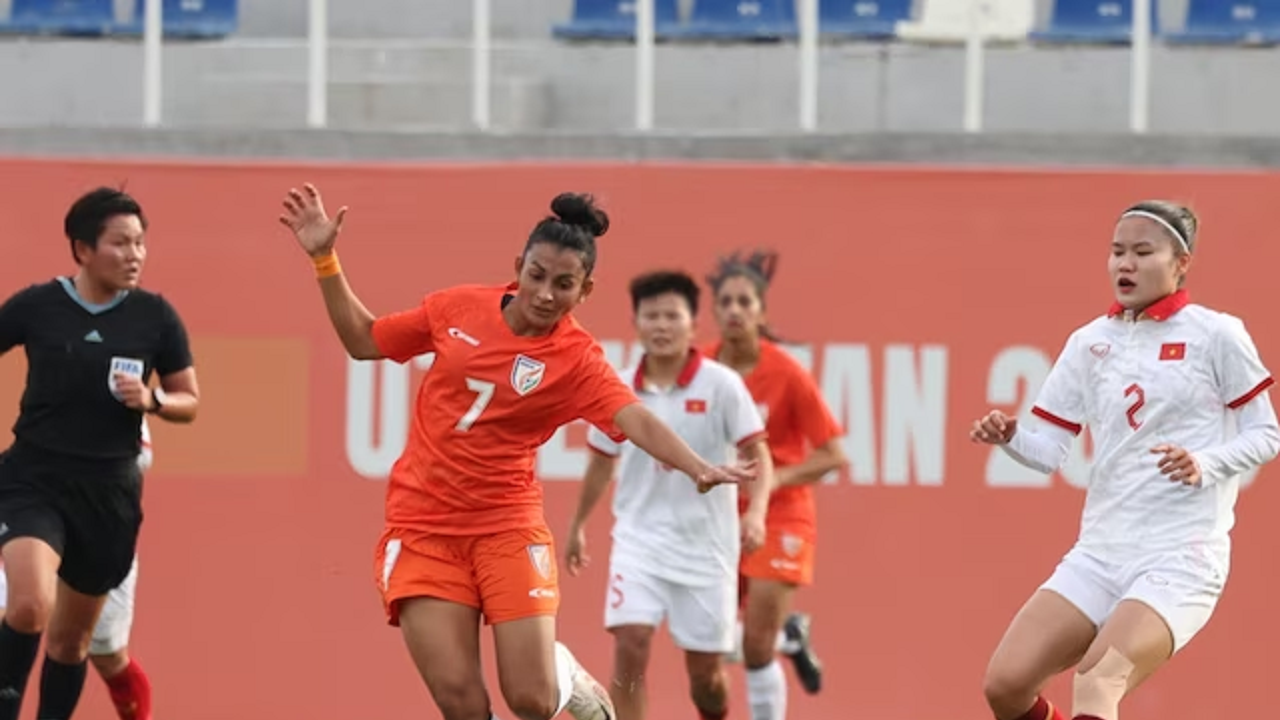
[
  {"x1": 556, "y1": 642, "x2": 616, "y2": 720},
  {"x1": 782, "y1": 612, "x2": 823, "y2": 695}
]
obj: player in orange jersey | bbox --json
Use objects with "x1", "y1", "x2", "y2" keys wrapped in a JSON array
[
  {"x1": 704, "y1": 250, "x2": 847, "y2": 720},
  {"x1": 279, "y1": 183, "x2": 757, "y2": 720}
]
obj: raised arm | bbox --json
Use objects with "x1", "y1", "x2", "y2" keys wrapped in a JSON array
[{"x1": 279, "y1": 183, "x2": 382, "y2": 360}]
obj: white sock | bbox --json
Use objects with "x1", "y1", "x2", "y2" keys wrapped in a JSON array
[
  {"x1": 746, "y1": 660, "x2": 787, "y2": 720},
  {"x1": 553, "y1": 641, "x2": 577, "y2": 715}
]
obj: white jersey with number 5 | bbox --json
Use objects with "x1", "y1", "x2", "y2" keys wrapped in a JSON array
[
  {"x1": 1017, "y1": 291, "x2": 1279, "y2": 561},
  {"x1": 587, "y1": 352, "x2": 766, "y2": 586}
]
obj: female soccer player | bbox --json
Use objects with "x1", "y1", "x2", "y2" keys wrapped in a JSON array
[
  {"x1": 0, "y1": 187, "x2": 198, "y2": 720},
  {"x1": 705, "y1": 250, "x2": 847, "y2": 720},
  {"x1": 0, "y1": 417, "x2": 154, "y2": 720},
  {"x1": 972, "y1": 200, "x2": 1280, "y2": 720},
  {"x1": 565, "y1": 269, "x2": 773, "y2": 720},
  {"x1": 279, "y1": 183, "x2": 757, "y2": 720}
]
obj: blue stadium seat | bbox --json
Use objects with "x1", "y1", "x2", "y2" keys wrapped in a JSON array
[
  {"x1": 821, "y1": 0, "x2": 911, "y2": 39},
  {"x1": 552, "y1": 0, "x2": 680, "y2": 40},
  {"x1": 1030, "y1": 0, "x2": 1159, "y2": 44},
  {"x1": 2, "y1": 0, "x2": 115, "y2": 36},
  {"x1": 666, "y1": 0, "x2": 798, "y2": 40},
  {"x1": 116, "y1": 0, "x2": 239, "y2": 39},
  {"x1": 1164, "y1": 0, "x2": 1280, "y2": 45}
]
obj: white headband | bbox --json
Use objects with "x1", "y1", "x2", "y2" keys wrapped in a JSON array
[{"x1": 1121, "y1": 209, "x2": 1191, "y2": 253}]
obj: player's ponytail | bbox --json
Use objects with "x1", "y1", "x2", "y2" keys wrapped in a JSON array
[{"x1": 525, "y1": 193, "x2": 610, "y2": 276}]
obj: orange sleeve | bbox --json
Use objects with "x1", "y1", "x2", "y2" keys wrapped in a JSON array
[
  {"x1": 791, "y1": 366, "x2": 843, "y2": 449},
  {"x1": 371, "y1": 295, "x2": 437, "y2": 364},
  {"x1": 572, "y1": 341, "x2": 639, "y2": 443}
]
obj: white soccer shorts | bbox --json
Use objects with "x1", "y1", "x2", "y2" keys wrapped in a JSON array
[
  {"x1": 604, "y1": 556, "x2": 737, "y2": 654},
  {"x1": 0, "y1": 554, "x2": 139, "y2": 656},
  {"x1": 1039, "y1": 544, "x2": 1225, "y2": 652}
]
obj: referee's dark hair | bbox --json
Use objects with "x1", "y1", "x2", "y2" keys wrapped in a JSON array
[
  {"x1": 64, "y1": 187, "x2": 148, "y2": 264},
  {"x1": 629, "y1": 270, "x2": 701, "y2": 317}
]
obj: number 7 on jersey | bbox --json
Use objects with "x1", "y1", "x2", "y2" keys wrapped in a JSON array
[{"x1": 456, "y1": 377, "x2": 496, "y2": 431}]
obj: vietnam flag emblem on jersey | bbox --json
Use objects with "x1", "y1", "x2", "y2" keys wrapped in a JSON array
[
  {"x1": 1160, "y1": 342, "x2": 1187, "y2": 361},
  {"x1": 686, "y1": 399, "x2": 707, "y2": 414}
]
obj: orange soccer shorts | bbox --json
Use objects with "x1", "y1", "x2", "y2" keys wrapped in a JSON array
[
  {"x1": 373, "y1": 524, "x2": 560, "y2": 626},
  {"x1": 740, "y1": 523, "x2": 816, "y2": 588}
]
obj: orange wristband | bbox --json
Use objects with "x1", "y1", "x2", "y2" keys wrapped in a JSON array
[{"x1": 312, "y1": 251, "x2": 341, "y2": 279}]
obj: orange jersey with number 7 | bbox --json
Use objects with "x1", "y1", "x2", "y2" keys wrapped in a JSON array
[{"x1": 372, "y1": 283, "x2": 639, "y2": 536}]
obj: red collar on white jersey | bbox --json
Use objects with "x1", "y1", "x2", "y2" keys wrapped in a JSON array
[
  {"x1": 635, "y1": 349, "x2": 703, "y2": 390},
  {"x1": 1107, "y1": 289, "x2": 1190, "y2": 322}
]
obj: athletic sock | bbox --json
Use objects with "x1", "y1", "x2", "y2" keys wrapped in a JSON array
[
  {"x1": 745, "y1": 660, "x2": 786, "y2": 720},
  {"x1": 103, "y1": 659, "x2": 152, "y2": 720},
  {"x1": 35, "y1": 655, "x2": 88, "y2": 720},
  {"x1": 0, "y1": 621, "x2": 41, "y2": 720}
]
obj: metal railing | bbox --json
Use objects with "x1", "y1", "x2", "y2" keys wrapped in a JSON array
[{"x1": 132, "y1": 0, "x2": 1157, "y2": 134}]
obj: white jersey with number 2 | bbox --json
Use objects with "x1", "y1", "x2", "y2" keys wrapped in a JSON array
[{"x1": 1004, "y1": 291, "x2": 1280, "y2": 562}]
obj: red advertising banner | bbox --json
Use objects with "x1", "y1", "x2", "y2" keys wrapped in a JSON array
[{"x1": 0, "y1": 158, "x2": 1277, "y2": 720}]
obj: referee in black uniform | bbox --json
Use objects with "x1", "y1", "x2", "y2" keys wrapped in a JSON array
[{"x1": 0, "y1": 187, "x2": 199, "y2": 720}]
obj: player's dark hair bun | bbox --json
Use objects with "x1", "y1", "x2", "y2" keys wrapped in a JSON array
[{"x1": 551, "y1": 193, "x2": 609, "y2": 238}]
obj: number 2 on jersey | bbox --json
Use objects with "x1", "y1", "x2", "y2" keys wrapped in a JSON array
[
  {"x1": 456, "y1": 377, "x2": 496, "y2": 431},
  {"x1": 1125, "y1": 383, "x2": 1145, "y2": 430}
]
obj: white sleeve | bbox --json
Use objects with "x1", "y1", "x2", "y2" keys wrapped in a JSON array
[
  {"x1": 587, "y1": 423, "x2": 622, "y2": 457},
  {"x1": 720, "y1": 370, "x2": 766, "y2": 448},
  {"x1": 1213, "y1": 315, "x2": 1275, "y2": 409},
  {"x1": 137, "y1": 418, "x2": 154, "y2": 472},
  {"x1": 999, "y1": 415, "x2": 1076, "y2": 474},
  {"x1": 1192, "y1": 392, "x2": 1280, "y2": 488},
  {"x1": 1030, "y1": 330, "x2": 1087, "y2": 436}
]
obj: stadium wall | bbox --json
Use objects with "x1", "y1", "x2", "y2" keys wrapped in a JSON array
[{"x1": 0, "y1": 151, "x2": 1277, "y2": 720}]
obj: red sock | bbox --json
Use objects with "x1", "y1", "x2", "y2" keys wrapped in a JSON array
[
  {"x1": 1014, "y1": 696, "x2": 1065, "y2": 720},
  {"x1": 103, "y1": 659, "x2": 152, "y2": 720}
]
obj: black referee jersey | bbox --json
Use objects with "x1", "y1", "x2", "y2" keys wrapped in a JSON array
[{"x1": 0, "y1": 277, "x2": 193, "y2": 460}]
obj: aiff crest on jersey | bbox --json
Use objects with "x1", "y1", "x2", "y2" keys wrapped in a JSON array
[{"x1": 511, "y1": 355, "x2": 546, "y2": 396}]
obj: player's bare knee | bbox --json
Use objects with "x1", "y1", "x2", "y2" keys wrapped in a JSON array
[
  {"x1": 3, "y1": 592, "x2": 53, "y2": 634},
  {"x1": 503, "y1": 686, "x2": 560, "y2": 720},
  {"x1": 610, "y1": 626, "x2": 653, "y2": 683},
  {"x1": 44, "y1": 627, "x2": 92, "y2": 664},
  {"x1": 1072, "y1": 647, "x2": 1133, "y2": 720},
  {"x1": 430, "y1": 682, "x2": 492, "y2": 720},
  {"x1": 687, "y1": 662, "x2": 727, "y2": 712},
  {"x1": 742, "y1": 621, "x2": 781, "y2": 669},
  {"x1": 981, "y1": 663, "x2": 1037, "y2": 716},
  {"x1": 90, "y1": 649, "x2": 129, "y2": 679}
]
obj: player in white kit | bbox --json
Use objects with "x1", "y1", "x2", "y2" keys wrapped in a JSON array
[
  {"x1": 565, "y1": 270, "x2": 774, "y2": 720},
  {"x1": 971, "y1": 200, "x2": 1280, "y2": 720},
  {"x1": 0, "y1": 418, "x2": 153, "y2": 720}
]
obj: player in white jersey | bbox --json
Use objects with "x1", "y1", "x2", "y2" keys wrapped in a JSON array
[
  {"x1": 565, "y1": 270, "x2": 774, "y2": 720},
  {"x1": 971, "y1": 200, "x2": 1280, "y2": 720},
  {"x1": 0, "y1": 418, "x2": 154, "y2": 720}
]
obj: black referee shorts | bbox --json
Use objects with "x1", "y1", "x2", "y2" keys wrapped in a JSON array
[{"x1": 0, "y1": 441, "x2": 143, "y2": 596}]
